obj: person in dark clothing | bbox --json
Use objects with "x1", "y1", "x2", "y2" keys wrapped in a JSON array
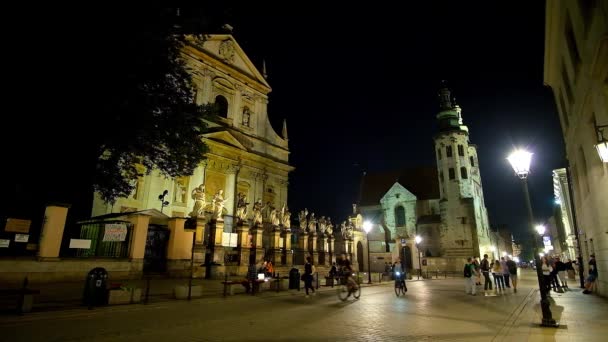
[
  {"x1": 480, "y1": 254, "x2": 492, "y2": 291},
  {"x1": 303, "y1": 256, "x2": 316, "y2": 297},
  {"x1": 583, "y1": 254, "x2": 598, "y2": 294}
]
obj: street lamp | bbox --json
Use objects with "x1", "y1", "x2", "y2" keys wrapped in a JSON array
[
  {"x1": 363, "y1": 220, "x2": 373, "y2": 284},
  {"x1": 507, "y1": 149, "x2": 558, "y2": 327},
  {"x1": 415, "y1": 235, "x2": 422, "y2": 278},
  {"x1": 594, "y1": 123, "x2": 608, "y2": 163}
]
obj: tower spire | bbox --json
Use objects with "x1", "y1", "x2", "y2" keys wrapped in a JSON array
[
  {"x1": 282, "y1": 119, "x2": 288, "y2": 140},
  {"x1": 438, "y1": 80, "x2": 453, "y2": 110},
  {"x1": 262, "y1": 59, "x2": 268, "y2": 79}
]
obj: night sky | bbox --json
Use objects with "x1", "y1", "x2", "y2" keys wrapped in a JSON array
[
  {"x1": 3, "y1": 3, "x2": 566, "y2": 248},
  {"x1": 218, "y1": 2, "x2": 566, "y2": 243}
]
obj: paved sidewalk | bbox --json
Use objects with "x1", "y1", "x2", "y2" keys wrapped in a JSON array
[{"x1": 1, "y1": 270, "x2": 606, "y2": 341}]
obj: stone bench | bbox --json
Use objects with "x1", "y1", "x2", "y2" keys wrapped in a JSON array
[
  {"x1": 0, "y1": 288, "x2": 40, "y2": 313},
  {"x1": 221, "y1": 281, "x2": 241, "y2": 295}
]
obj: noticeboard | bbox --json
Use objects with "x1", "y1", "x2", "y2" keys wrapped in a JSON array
[{"x1": 5, "y1": 218, "x2": 31, "y2": 233}]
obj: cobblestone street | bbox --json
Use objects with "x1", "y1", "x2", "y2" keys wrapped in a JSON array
[{"x1": 1, "y1": 270, "x2": 606, "y2": 341}]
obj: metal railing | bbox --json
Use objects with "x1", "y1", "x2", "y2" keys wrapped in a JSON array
[{"x1": 61, "y1": 220, "x2": 133, "y2": 258}]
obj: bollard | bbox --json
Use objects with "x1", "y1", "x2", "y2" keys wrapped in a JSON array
[
  {"x1": 16, "y1": 277, "x2": 28, "y2": 315},
  {"x1": 315, "y1": 272, "x2": 319, "y2": 289},
  {"x1": 223, "y1": 273, "x2": 228, "y2": 297}
]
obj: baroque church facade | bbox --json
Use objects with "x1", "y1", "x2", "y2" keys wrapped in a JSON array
[
  {"x1": 360, "y1": 86, "x2": 493, "y2": 272},
  {"x1": 92, "y1": 33, "x2": 293, "y2": 230}
]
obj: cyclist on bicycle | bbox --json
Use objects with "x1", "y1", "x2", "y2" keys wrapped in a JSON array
[
  {"x1": 341, "y1": 257, "x2": 358, "y2": 292},
  {"x1": 393, "y1": 259, "x2": 407, "y2": 291}
]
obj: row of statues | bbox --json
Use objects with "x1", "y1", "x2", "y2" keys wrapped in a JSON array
[
  {"x1": 189, "y1": 184, "x2": 227, "y2": 220},
  {"x1": 188, "y1": 185, "x2": 355, "y2": 239}
]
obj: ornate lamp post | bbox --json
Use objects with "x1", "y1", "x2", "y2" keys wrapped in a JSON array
[
  {"x1": 507, "y1": 149, "x2": 558, "y2": 327},
  {"x1": 363, "y1": 221, "x2": 373, "y2": 284},
  {"x1": 415, "y1": 235, "x2": 422, "y2": 276}
]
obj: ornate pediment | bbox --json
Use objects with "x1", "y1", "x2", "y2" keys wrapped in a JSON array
[
  {"x1": 203, "y1": 130, "x2": 249, "y2": 151},
  {"x1": 186, "y1": 34, "x2": 270, "y2": 90}
]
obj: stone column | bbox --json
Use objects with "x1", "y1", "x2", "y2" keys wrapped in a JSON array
[
  {"x1": 225, "y1": 169, "x2": 237, "y2": 218},
  {"x1": 251, "y1": 224, "x2": 264, "y2": 263},
  {"x1": 200, "y1": 69, "x2": 214, "y2": 104},
  {"x1": 236, "y1": 221, "x2": 251, "y2": 266},
  {"x1": 128, "y1": 213, "x2": 150, "y2": 260},
  {"x1": 319, "y1": 235, "x2": 328, "y2": 266},
  {"x1": 283, "y1": 228, "x2": 293, "y2": 266},
  {"x1": 309, "y1": 231, "x2": 319, "y2": 265},
  {"x1": 212, "y1": 219, "x2": 225, "y2": 263},
  {"x1": 299, "y1": 231, "x2": 309, "y2": 265},
  {"x1": 167, "y1": 217, "x2": 191, "y2": 260},
  {"x1": 271, "y1": 226, "x2": 282, "y2": 265},
  {"x1": 193, "y1": 218, "x2": 207, "y2": 277},
  {"x1": 328, "y1": 236, "x2": 335, "y2": 265},
  {"x1": 38, "y1": 204, "x2": 70, "y2": 259}
]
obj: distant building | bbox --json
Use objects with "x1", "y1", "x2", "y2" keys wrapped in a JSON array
[
  {"x1": 544, "y1": 0, "x2": 607, "y2": 295},
  {"x1": 359, "y1": 85, "x2": 493, "y2": 272}
]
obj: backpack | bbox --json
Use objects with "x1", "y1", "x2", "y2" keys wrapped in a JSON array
[{"x1": 463, "y1": 264, "x2": 472, "y2": 278}]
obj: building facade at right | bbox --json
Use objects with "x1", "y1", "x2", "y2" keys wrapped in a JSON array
[{"x1": 544, "y1": 0, "x2": 608, "y2": 295}]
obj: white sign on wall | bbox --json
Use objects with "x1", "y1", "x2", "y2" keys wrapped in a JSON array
[
  {"x1": 14, "y1": 234, "x2": 29, "y2": 243},
  {"x1": 103, "y1": 223, "x2": 128, "y2": 242},
  {"x1": 0, "y1": 239, "x2": 9, "y2": 248},
  {"x1": 221, "y1": 232, "x2": 238, "y2": 247},
  {"x1": 69, "y1": 239, "x2": 92, "y2": 249}
]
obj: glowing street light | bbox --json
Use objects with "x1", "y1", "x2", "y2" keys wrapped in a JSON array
[{"x1": 507, "y1": 149, "x2": 557, "y2": 327}]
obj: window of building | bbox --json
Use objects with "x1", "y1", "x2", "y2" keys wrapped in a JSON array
[
  {"x1": 449, "y1": 168, "x2": 455, "y2": 180},
  {"x1": 215, "y1": 95, "x2": 228, "y2": 118},
  {"x1": 461, "y1": 167, "x2": 468, "y2": 179},
  {"x1": 395, "y1": 206, "x2": 406, "y2": 227},
  {"x1": 437, "y1": 148, "x2": 442, "y2": 160},
  {"x1": 470, "y1": 156, "x2": 475, "y2": 167},
  {"x1": 446, "y1": 146, "x2": 453, "y2": 157},
  {"x1": 458, "y1": 145, "x2": 464, "y2": 156},
  {"x1": 565, "y1": 13, "x2": 582, "y2": 75}
]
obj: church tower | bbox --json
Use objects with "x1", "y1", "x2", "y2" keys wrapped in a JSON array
[{"x1": 433, "y1": 83, "x2": 492, "y2": 260}]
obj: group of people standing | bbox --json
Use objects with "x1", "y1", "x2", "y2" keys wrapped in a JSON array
[{"x1": 464, "y1": 254, "x2": 518, "y2": 296}]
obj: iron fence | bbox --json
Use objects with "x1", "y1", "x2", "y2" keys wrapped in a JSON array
[{"x1": 61, "y1": 220, "x2": 133, "y2": 258}]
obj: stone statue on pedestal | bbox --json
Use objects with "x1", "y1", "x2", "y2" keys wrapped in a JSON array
[
  {"x1": 308, "y1": 213, "x2": 317, "y2": 233},
  {"x1": 211, "y1": 189, "x2": 227, "y2": 220},
  {"x1": 326, "y1": 217, "x2": 333, "y2": 236},
  {"x1": 189, "y1": 184, "x2": 206, "y2": 218},
  {"x1": 270, "y1": 207, "x2": 281, "y2": 226},
  {"x1": 235, "y1": 192, "x2": 249, "y2": 222},
  {"x1": 281, "y1": 205, "x2": 291, "y2": 229},
  {"x1": 318, "y1": 216, "x2": 327, "y2": 235},
  {"x1": 298, "y1": 208, "x2": 308, "y2": 230},
  {"x1": 252, "y1": 199, "x2": 264, "y2": 226}
]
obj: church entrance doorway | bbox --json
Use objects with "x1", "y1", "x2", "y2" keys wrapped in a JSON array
[
  {"x1": 357, "y1": 241, "x2": 364, "y2": 272},
  {"x1": 401, "y1": 246, "x2": 413, "y2": 272}
]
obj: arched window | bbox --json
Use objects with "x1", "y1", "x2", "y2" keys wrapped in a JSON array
[
  {"x1": 458, "y1": 145, "x2": 465, "y2": 156},
  {"x1": 214, "y1": 95, "x2": 228, "y2": 118},
  {"x1": 395, "y1": 206, "x2": 406, "y2": 227},
  {"x1": 461, "y1": 167, "x2": 468, "y2": 179}
]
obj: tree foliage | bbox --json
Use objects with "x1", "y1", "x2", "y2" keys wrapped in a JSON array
[{"x1": 89, "y1": 8, "x2": 215, "y2": 203}]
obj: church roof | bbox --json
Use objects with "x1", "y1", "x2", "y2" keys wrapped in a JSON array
[{"x1": 360, "y1": 167, "x2": 440, "y2": 206}]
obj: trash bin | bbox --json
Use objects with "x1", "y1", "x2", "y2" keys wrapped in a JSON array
[
  {"x1": 289, "y1": 268, "x2": 300, "y2": 290},
  {"x1": 83, "y1": 267, "x2": 109, "y2": 308}
]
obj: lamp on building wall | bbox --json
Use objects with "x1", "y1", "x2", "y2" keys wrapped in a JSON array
[
  {"x1": 507, "y1": 149, "x2": 558, "y2": 327},
  {"x1": 595, "y1": 123, "x2": 608, "y2": 163},
  {"x1": 363, "y1": 221, "x2": 373, "y2": 284}
]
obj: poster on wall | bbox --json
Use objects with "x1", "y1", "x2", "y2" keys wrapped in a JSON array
[
  {"x1": 14, "y1": 234, "x2": 29, "y2": 243},
  {"x1": 0, "y1": 239, "x2": 9, "y2": 248},
  {"x1": 221, "y1": 232, "x2": 238, "y2": 247},
  {"x1": 4, "y1": 218, "x2": 31, "y2": 233},
  {"x1": 102, "y1": 223, "x2": 128, "y2": 242}
]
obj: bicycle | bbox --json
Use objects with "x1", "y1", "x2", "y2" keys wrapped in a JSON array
[
  {"x1": 336, "y1": 273, "x2": 361, "y2": 301},
  {"x1": 394, "y1": 271, "x2": 407, "y2": 296}
]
